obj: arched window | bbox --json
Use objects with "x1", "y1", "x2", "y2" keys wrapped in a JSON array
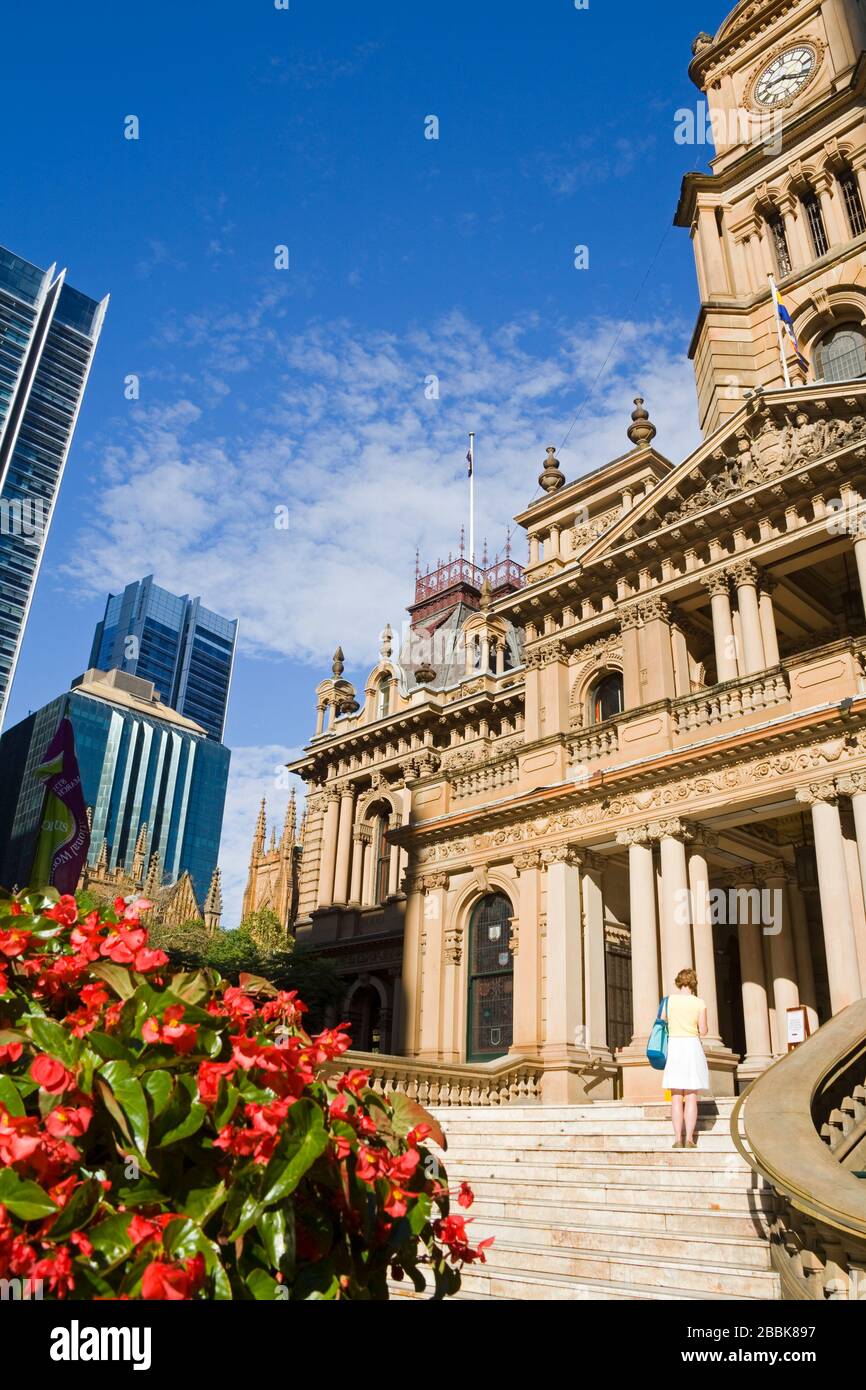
[
  {"x1": 767, "y1": 215, "x2": 792, "y2": 278},
  {"x1": 839, "y1": 172, "x2": 866, "y2": 238},
  {"x1": 467, "y1": 894, "x2": 514, "y2": 1061},
  {"x1": 816, "y1": 323, "x2": 866, "y2": 383},
  {"x1": 801, "y1": 193, "x2": 829, "y2": 258},
  {"x1": 372, "y1": 811, "x2": 391, "y2": 903},
  {"x1": 376, "y1": 676, "x2": 390, "y2": 720},
  {"x1": 590, "y1": 671, "x2": 624, "y2": 724}
]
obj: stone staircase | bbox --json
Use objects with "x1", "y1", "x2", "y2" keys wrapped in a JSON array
[{"x1": 406, "y1": 1098, "x2": 782, "y2": 1300}]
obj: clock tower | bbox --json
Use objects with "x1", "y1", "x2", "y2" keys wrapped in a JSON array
[{"x1": 676, "y1": 0, "x2": 866, "y2": 437}]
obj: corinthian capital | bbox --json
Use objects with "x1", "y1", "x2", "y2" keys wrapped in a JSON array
[
  {"x1": 616, "y1": 826, "x2": 652, "y2": 847},
  {"x1": 796, "y1": 781, "x2": 839, "y2": 807},
  {"x1": 728, "y1": 559, "x2": 760, "y2": 589},
  {"x1": 513, "y1": 850, "x2": 542, "y2": 873},
  {"x1": 835, "y1": 772, "x2": 866, "y2": 799},
  {"x1": 648, "y1": 817, "x2": 694, "y2": 842},
  {"x1": 618, "y1": 601, "x2": 642, "y2": 632},
  {"x1": 700, "y1": 571, "x2": 730, "y2": 598},
  {"x1": 754, "y1": 858, "x2": 789, "y2": 883},
  {"x1": 639, "y1": 596, "x2": 671, "y2": 625},
  {"x1": 541, "y1": 844, "x2": 581, "y2": 867}
]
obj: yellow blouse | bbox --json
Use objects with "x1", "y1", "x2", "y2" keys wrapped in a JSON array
[{"x1": 666, "y1": 993, "x2": 706, "y2": 1039}]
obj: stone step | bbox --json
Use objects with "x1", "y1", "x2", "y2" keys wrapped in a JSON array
[
  {"x1": 434, "y1": 1147, "x2": 746, "y2": 1174},
  {"x1": 441, "y1": 1158, "x2": 760, "y2": 1188},
  {"x1": 475, "y1": 1238, "x2": 779, "y2": 1298},
  {"x1": 469, "y1": 1195, "x2": 773, "y2": 1237},
  {"x1": 460, "y1": 1174, "x2": 773, "y2": 1207},
  {"x1": 464, "y1": 1215, "x2": 773, "y2": 1269},
  {"x1": 434, "y1": 1128, "x2": 738, "y2": 1149},
  {"x1": 392, "y1": 1267, "x2": 754, "y2": 1301},
  {"x1": 434, "y1": 1116, "x2": 736, "y2": 1138},
  {"x1": 428, "y1": 1101, "x2": 738, "y2": 1122}
]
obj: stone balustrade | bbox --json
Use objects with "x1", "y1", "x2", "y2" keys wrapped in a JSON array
[
  {"x1": 569, "y1": 719, "x2": 620, "y2": 766},
  {"x1": 320, "y1": 1050, "x2": 544, "y2": 1105},
  {"x1": 673, "y1": 668, "x2": 790, "y2": 734},
  {"x1": 451, "y1": 756, "x2": 520, "y2": 800}
]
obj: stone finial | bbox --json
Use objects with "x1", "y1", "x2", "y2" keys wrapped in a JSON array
[
  {"x1": 480, "y1": 576, "x2": 492, "y2": 612},
  {"x1": 538, "y1": 446, "x2": 565, "y2": 494},
  {"x1": 379, "y1": 623, "x2": 393, "y2": 660},
  {"x1": 281, "y1": 788, "x2": 297, "y2": 849},
  {"x1": 627, "y1": 397, "x2": 657, "y2": 448},
  {"x1": 332, "y1": 646, "x2": 345, "y2": 678}
]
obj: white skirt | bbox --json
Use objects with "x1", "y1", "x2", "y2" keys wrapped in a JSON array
[{"x1": 663, "y1": 1036, "x2": 710, "y2": 1092}]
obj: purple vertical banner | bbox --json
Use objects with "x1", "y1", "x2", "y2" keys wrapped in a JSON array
[{"x1": 31, "y1": 716, "x2": 91, "y2": 894}]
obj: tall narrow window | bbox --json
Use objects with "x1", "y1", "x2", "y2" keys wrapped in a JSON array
[
  {"x1": 768, "y1": 217, "x2": 792, "y2": 277},
  {"x1": 373, "y1": 814, "x2": 391, "y2": 903},
  {"x1": 840, "y1": 173, "x2": 866, "y2": 238},
  {"x1": 802, "y1": 194, "x2": 829, "y2": 257},
  {"x1": 376, "y1": 677, "x2": 390, "y2": 720}
]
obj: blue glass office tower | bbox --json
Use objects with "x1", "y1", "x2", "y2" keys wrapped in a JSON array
[
  {"x1": 89, "y1": 576, "x2": 238, "y2": 741},
  {"x1": 0, "y1": 246, "x2": 108, "y2": 731},
  {"x1": 0, "y1": 667, "x2": 230, "y2": 904}
]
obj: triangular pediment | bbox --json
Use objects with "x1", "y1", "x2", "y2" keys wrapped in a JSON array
[{"x1": 578, "y1": 383, "x2": 866, "y2": 569}]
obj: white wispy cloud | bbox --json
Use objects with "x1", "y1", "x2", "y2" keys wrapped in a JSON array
[
  {"x1": 219, "y1": 743, "x2": 302, "y2": 928},
  {"x1": 67, "y1": 307, "x2": 700, "y2": 671}
]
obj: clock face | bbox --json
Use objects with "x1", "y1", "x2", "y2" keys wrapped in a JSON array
[{"x1": 754, "y1": 45, "x2": 817, "y2": 108}]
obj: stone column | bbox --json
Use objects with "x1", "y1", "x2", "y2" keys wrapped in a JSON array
[
  {"x1": 511, "y1": 852, "x2": 543, "y2": 1054},
  {"x1": 797, "y1": 783, "x2": 863, "y2": 1013},
  {"x1": 316, "y1": 790, "x2": 341, "y2": 909},
  {"x1": 734, "y1": 873, "x2": 774, "y2": 1074},
  {"x1": 840, "y1": 772, "x2": 866, "y2": 995},
  {"x1": 758, "y1": 576, "x2": 781, "y2": 667},
  {"x1": 417, "y1": 874, "x2": 449, "y2": 1059},
  {"x1": 386, "y1": 814, "x2": 403, "y2": 898},
  {"x1": 688, "y1": 830, "x2": 722, "y2": 1045},
  {"x1": 542, "y1": 847, "x2": 587, "y2": 1092},
  {"x1": 399, "y1": 881, "x2": 425, "y2": 1054},
  {"x1": 786, "y1": 877, "x2": 820, "y2": 1034},
  {"x1": 581, "y1": 852, "x2": 609, "y2": 1054},
  {"x1": 730, "y1": 560, "x2": 766, "y2": 675},
  {"x1": 349, "y1": 824, "x2": 368, "y2": 906},
  {"x1": 853, "y1": 537, "x2": 866, "y2": 618},
  {"x1": 701, "y1": 573, "x2": 739, "y2": 682},
  {"x1": 618, "y1": 603, "x2": 643, "y2": 709},
  {"x1": 441, "y1": 889, "x2": 463, "y2": 1064},
  {"x1": 658, "y1": 820, "x2": 694, "y2": 988},
  {"x1": 758, "y1": 859, "x2": 801, "y2": 1055},
  {"x1": 495, "y1": 642, "x2": 505, "y2": 675},
  {"x1": 638, "y1": 597, "x2": 677, "y2": 703},
  {"x1": 315, "y1": 702, "x2": 326, "y2": 736},
  {"x1": 616, "y1": 829, "x2": 660, "y2": 1045},
  {"x1": 332, "y1": 784, "x2": 356, "y2": 905}
]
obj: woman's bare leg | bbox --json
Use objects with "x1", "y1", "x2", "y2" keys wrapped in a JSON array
[
  {"x1": 671, "y1": 1091, "x2": 684, "y2": 1144},
  {"x1": 684, "y1": 1091, "x2": 698, "y2": 1144}
]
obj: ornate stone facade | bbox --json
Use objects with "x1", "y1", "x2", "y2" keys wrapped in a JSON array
[{"x1": 286, "y1": 0, "x2": 866, "y2": 1101}]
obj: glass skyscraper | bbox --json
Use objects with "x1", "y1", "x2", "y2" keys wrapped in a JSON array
[
  {"x1": 89, "y1": 576, "x2": 238, "y2": 741},
  {"x1": 0, "y1": 245, "x2": 108, "y2": 731},
  {"x1": 0, "y1": 667, "x2": 230, "y2": 905}
]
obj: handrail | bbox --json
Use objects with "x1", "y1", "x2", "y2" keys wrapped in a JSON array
[{"x1": 732, "y1": 1001, "x2": 866, "y2": 1238}]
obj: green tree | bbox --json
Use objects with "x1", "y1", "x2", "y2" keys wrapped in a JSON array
[{"x1": 240, "y1": 907, "x2": 288, "y2": 955}]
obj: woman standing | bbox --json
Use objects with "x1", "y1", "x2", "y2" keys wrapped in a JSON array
[{"x1": 663, "y1": 968, "x2": 709, "y2": 1149}]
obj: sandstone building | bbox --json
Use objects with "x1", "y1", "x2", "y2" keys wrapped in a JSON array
[{"x1": 285, "y1": 0, "x2": 866, "y2": 1100}]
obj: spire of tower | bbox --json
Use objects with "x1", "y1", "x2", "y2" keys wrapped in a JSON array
[
  {"x1": 281, "y1": 788, "x2": 297, "y2": 849},
  {"x1": 203, "y1": 866, "x2": 223, "y2": 931},
  {"x1": 144, "y1": 851, "x2": 162, "y2": 898},
  {"x1": 131, "y1": 823, "x2": 148, "y2": 880},
  {"x1": 253, "y1": 798, "x2": 266, "y2": 858}
]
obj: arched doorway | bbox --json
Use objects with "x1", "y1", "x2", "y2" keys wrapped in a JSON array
[
  {"x1": 345, "y1": 979, "x2": 384, "y2": 1053},
  {"x1": 466, "y1": 893, "x2": 514, "y2": 1061}
]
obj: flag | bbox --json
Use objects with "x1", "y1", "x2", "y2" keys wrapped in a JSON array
[
  {"x1": 466, "y1": 438, "x2": 474, "y2": 477},
  {"x1": 770, "y1": 279, "x2": 808, "y2": 372},
  {"x1": 30, "y1": 716, "x2": 91, "y2": 894}
]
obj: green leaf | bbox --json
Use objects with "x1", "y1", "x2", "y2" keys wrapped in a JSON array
[
  {"x1": 156, "y1": 1100, "x2": 206, "y2": 1146},
  {"x1": 0, "y1": 1169, "x2": 57, "y2": 1221},
  {"x1": 88, "y1": 1212, "x2": 135, "y2": 1267},
  {"x1": 257, "y1": 1205, "x2": 296, "y2": 1280},
  {"x1": 261, "y1": 1099, "x2": 329, "y2": 1206},
  {"x1": 48, "y1": 1178, "x2": 102, "y2": 1240},
  {"x1": 179, "y1": 1177, "x2": 226, "y2": 1225},
  {"x1": 162, "y1": 1218, "x2": 232, "y2": 1300},
  {"x1": 0, "y1": 1073, "x2": 26, "y2": 1117},
  {"x1": 25, "y1": 1015, "x2": 81, "y2": 1067},
  {"x1": 90, "y1": 961, "x2": 137, "y2": 1000},
  {"x1": 214, "y1": 1082, "x2": 240, "y2": 1129},
  {"x1": 86, "y1": 1031, "x2": 133, "y2": 1061},
  {"x1": 246, "y1": 1269, "x2": 284, "y2": 1300},
  {"x1": 99, "y1": 1060, "x2": 150, "y2": 1160},
  {"x1": 142, "y1": 1069, "x2": 173, "y2": 1117},
  {"x1": 169, "y1": 971, "x2": 212, "y2": 1006},
  {"x1": 388, "y1": 1092, "x2": 446, "y2": 1150}
]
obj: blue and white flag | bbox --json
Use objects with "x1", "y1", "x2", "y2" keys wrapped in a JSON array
[{"x1": 770, "y1": 277, "x2": 808, "y2": 372}]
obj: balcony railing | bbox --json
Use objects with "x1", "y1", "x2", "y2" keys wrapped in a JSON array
[
  {"x1": 320, "y1": 1050, "x2": 543, "y2": 1105},
  {"x1": 673, "y1": 669, "x2": 790, "y2": 735}
]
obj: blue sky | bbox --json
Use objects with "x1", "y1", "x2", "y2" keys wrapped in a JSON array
[{"x1": 2, "y1": 0, "x2": 734, "y2": 922}]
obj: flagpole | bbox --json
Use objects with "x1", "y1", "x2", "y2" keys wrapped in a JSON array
[
  {"x1": 768, "y1": 274, "x2": 792, "y2": 389},
  {"x1": 469, "y1": 432, "x2": 475, "y2": 567}
]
